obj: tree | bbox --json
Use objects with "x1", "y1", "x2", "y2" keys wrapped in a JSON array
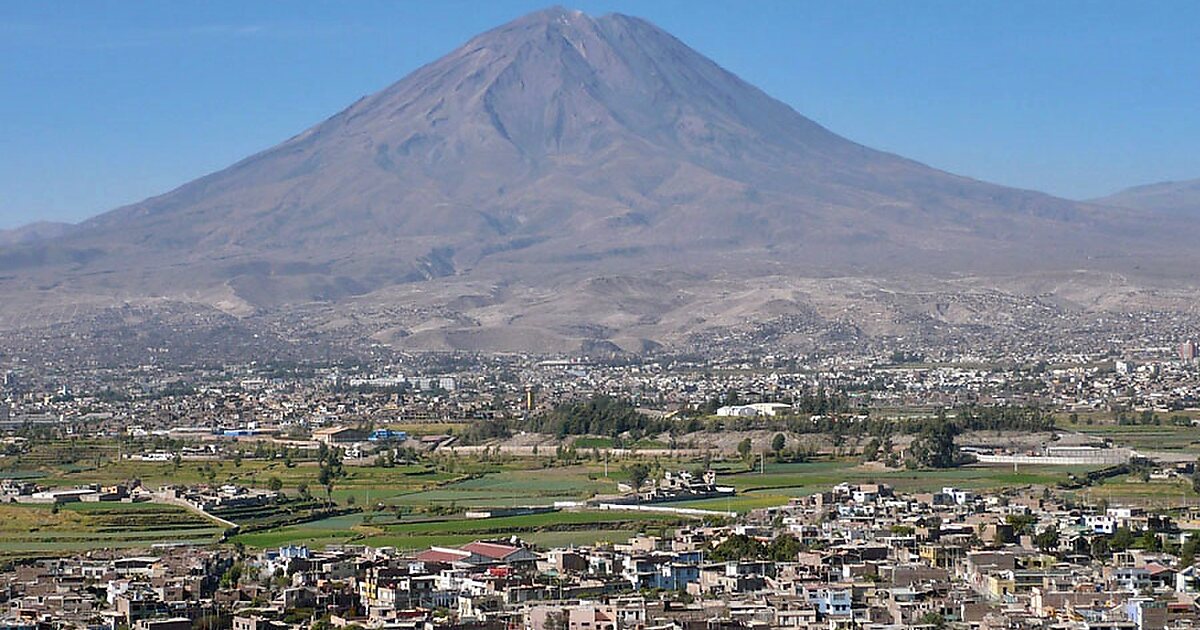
[
  {"x1": 1005, "y1": 514, "x2": 1037, "y2": 536},
  {"x1": 737, "y1": 438, "x2": 753, "y2": 460},
  {"x1": 862, "y1": 437, "x2": 881, "y2": 461},
  {"x1": 1034, "y1": 526, "x2": 1059, "y2": 553},
  {"x1": 918, "y1": 612, "x2": 946, "y2": 629},
  {"x1": 267, "y1": 476, "x2": 283, "y2": 492},
  {"x1": 317, "y1": 447, "x2": 345, "y2": 507},
  {"x1": 771, "y1": 433, "x2": 786, "y2": 453},
  {"x1": 1181, "y1": 537, "x2": 1199, "y2": 567},
  {"x1": 766, "y1": 534, "x2": 805, "y2": 561},
  {"x1": 907, "y1": 421, "x2": 959, "y2": 469},
  {"x1": 626, "y1": 463, "x2": 651, "y2": 491},
  {"x1": 710, "y1": 534, "x2": 765, "y2": 561},
  {"x1": 219, "y1": 562, "x2": 243, "y2": 589},
  {"x1": 1111, "y1": 527, "x2": 1135, "y2": 552}
]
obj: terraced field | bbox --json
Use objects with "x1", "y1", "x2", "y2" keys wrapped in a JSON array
[
  {"x1": 207, "y1": 497, "x2": 354, "y2": 532},
  {"x1": 0, "y1": 440, "x2": 118, "y2": 473},
  {"x1": 41, "y1": 459, "x2": 459, "y2": 505},
  {"x1": 0, "y1": 502, "x2": 225, "y2": 556}
]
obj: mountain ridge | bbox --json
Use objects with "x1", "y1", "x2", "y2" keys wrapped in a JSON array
[{"x1": 1093, "y1": 177, "x2": 1200, "y2": 217}]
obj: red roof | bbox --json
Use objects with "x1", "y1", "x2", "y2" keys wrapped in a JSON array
[
  {"x1": 461, "y1": 541, "x2": 521, "y2": 559},
  {"x1": 415, "y1": 549, "x2": 469, "y2": 563},
  {"x1": 1145, "y1": 562, "x2": 1174, "y2": 576}
]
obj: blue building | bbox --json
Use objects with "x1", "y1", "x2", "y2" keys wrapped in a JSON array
[{"x1": 368, "y1": 429, "x2": 409, "y2": 442}]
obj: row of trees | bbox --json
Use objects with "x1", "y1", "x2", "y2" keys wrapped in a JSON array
[
  {"x1": 521, "y1": 396, "x2": 668, "y2": 439},
  {"x1": 462, "y1": 394, "x2": 1054, "y2": 446},
  {"x1": 694, "y1": 389, "x2": 852, "y2": 417}
]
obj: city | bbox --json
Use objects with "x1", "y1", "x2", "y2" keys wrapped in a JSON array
[
  {"x1": 0, "y1": 336, "x2": 1199, "y2": 628},
  {"x1": 2, "y1": 2, "x2": 1199, "y2": 629}
]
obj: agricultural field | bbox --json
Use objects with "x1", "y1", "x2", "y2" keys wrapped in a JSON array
[
  {"x1": 1065, "y1": 423, "x2": 1200, "y2": 454},
  {"x1": 0, "y1": 502, "x2": 225, "y2": 556},
  {"x1": 1070, "y1": 473, "x2": 1200, "y2": 507},
  {"x1": 207, "y1": 497, "x2": 352, "y2": 532},
  {"x1": 387, "y1": 464, "x2": 622, "y2": 509},
  {"x1": 232, "y1": 508, "x2": 685, "y2": 550},
  {"x1": 681, "y1": 459, "x2": 1103, "y2": 513},
  {"x1": 36, "y1": 459, "x2": 460, "y2": 505},
  {"x1": 0, "y1": 439, "x2": 119, "y2": 475},
  {"x1": 0, "y1": 434, "x2": 1137, "y2": 554}
]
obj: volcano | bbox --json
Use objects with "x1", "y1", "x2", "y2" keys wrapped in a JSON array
[{"x1": 1, "y1": 7, "x2": 1193, "y2": 355}]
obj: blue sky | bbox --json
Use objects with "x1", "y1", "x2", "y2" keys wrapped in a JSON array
[{"x1": 2, "y1": 1, "x2": 1198, "y2": 229}]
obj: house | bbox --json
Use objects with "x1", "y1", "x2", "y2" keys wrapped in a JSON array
[
  {"x1": 460, "y1": 541, "x2": 540, "y2": 565},
  {"x1": 414, "y1": 541, "x2": 539, "y2": 567},
  {"x1": 527, "y1": 604, "x2": 619, "y2": 630}
]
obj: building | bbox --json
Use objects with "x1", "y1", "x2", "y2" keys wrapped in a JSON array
[
  {"x1": 716, "y1": 403, "x2": 792, "y2": 417},
  {"x1": 133, "y1": 620, "x2": 191, "y2": 630},
  {"x1": 368, "y1": 429, "x2": 409, "y2": 442},
  {"x1": 528, "y1": 604, "x2": 618, "y2": 630},
  {"x1": 1181, "y1": 340, "x2": 1198, "y2": 363},
  {"x1": 312, "y1": 426, "x2": 367, "y2": 445}
]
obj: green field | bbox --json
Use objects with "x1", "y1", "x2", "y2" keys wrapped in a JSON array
[
  {"x1": 33, "y1": 459, "x2": 461, "y2": 506},
  {"x1": 680, "y1": 459, "x2": 1102, "y2": 512},
  {"x1": 0, "y1": 502, "x2": 225, "y2": 556},
  {"x1": 388, "y1": 464, "x2": 620, "y2": 508},
  {"x1": 1065, "y1": 423, "x2": 1200, "y2": 452},
  {"x1": 1069, "y1": 473, "x2": 1198, "y2": 506},
  {"x1": 0, "y1": 433, "x2": 1138, "y2": 553},
  {"x1": 232, "y1": 508, "x2": 683, "y2": 549}
]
